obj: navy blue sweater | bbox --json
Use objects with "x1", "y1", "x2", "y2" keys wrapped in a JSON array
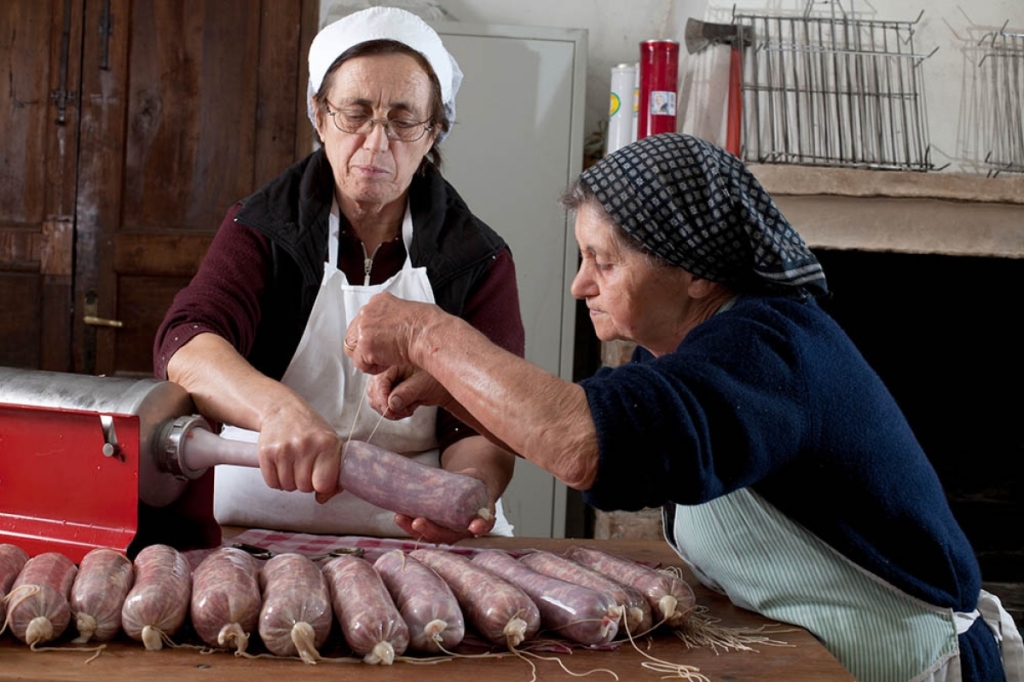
[{"x1": 581, "y1": 295, "x2": 1001, "y2": 678}]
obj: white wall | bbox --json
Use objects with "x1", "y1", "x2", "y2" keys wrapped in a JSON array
[{"x1": 322, "y1": 0, "x2": 1023, "y2": 173}]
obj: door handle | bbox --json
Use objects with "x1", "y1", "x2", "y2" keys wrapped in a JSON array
[
  {"x1": 83, "y1": 290, "x2": 123, "y2": 328},
  {"x1": 83, "y1": 315, "x2": 124, "y2": 328}
]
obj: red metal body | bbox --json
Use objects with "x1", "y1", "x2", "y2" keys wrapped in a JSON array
[
  {"x1": 0, "y1": 369, "x2": 219, "y2": 562},
  {"x1": 0, "y1": 404, "x2": 140, "y2": 562},
  {"x1": 637, "y1": 39, "x2": 680, "y2": 139}
]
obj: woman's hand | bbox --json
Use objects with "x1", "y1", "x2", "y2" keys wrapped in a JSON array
[
  {"x1": 367, "y1": 366, "x2": 453, "y2": 419},
  {"x1": 167, "y1": 332, "x2": 346, "y2": 501},
  {"x1": 256, "y1": 396, "x2": 344, "y2": 503},
  {"x1": 344, "y1": 293, "x2": 437, "y2": 374}
]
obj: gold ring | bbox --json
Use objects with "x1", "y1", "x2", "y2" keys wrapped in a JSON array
[{"x1": 344, "y1": 338, "x2": 356, "y2": 352}]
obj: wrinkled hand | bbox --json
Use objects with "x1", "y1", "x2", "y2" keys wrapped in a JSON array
[
  {"x1": 256, "y1": 399, "x2": 343, "y2": 503},
  {"x1": 367, "y1": 366, "x2": 453, "y2": 420},
  {"x1": 343, "y1": 293, "x2": 435, "y2": 375}
]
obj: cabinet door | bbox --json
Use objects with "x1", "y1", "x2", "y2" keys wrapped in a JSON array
[{"x1": 432, "y1": 23, "x2": 588, "y2": 537}]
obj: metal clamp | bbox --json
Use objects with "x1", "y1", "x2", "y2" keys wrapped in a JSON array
[{"x1": 154, "y1": 414, "x2": 213, "y2": 481}]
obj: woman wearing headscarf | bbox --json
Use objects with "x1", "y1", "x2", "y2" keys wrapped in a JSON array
[
  {"x1": 153, "y1": 7, "x2": 521, "y2": 542},
  {"x1": 344, "y1": 134, "x2": 1023, "y2": 681}
]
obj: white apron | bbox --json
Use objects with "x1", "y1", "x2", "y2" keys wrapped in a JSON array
[
  {"x1": 215, "y1": 201, "x2": 513, "y2": 537},
  {"x1": 666, "y1": 488, "x2": 1022, "y2": 682}
]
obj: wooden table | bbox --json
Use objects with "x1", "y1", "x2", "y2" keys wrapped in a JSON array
[{"x1": 0, "y1": 537, "x2": 855, "y2": 681}]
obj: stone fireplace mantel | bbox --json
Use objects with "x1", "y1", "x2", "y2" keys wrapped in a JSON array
[{"x1": 748, "y1": 165, "x2": 1024, "y2": 259}]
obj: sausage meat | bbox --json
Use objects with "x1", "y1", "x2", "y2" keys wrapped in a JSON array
[
  {"x1": 520, "y1": 550, "x2": 653, "y2": 637},
  {"x1": 322, "y1": 554, "x2": 409, "y2": 664},
  {"x1": 69, "y1": 548, "x2": 134, "y2": 643},
  {"x1": 471, "y1": 549, "x2": 621, "y2": 646},
  {"x1": 410, "y1": 548, "x2": 541, "y2": 647},
  {"x1": 190, "y1": 547, "x2": 261, "y2": 652},
  {"x1": 121, "y1": 544, "x2": 192, "y2": 650},
  {"x1": 340, "y1": 440, "x2": 492, "y2": 532},
  {"x1": 6, "y1": 552, "x2": 77, "y2": 645},
  {"x1": 0, "y1": 543, "x2": 29, "y2": 634},
  {"x1": 373, "y1": 549, "x2": 465, "y2": 654},
  {"x1": 258, "y1": 553, "x2": 333, "y2": 664},
  {"x1": 563, "y1": 546, "x2": 695, "y2": 628}
]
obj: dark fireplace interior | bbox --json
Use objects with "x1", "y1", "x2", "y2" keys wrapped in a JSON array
[{"x1": 815, "y1": 248, "x2": 1023, "y2": 620}]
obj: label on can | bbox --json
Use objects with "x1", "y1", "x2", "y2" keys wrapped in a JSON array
[
  {"x1": 649, "y1": 91, "x2": 676, "y2": 116},
  {"x1": 609, "y1": 92, "x2": 621, "y2": 116}
]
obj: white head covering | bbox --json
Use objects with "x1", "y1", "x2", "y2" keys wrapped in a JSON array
[{"x1": 307, "y1": 6, "x2": 463, "y2": 142}]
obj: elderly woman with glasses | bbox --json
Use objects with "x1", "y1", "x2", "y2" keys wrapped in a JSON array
[
  {"x1": 344, "y1": 133, "x2": 1023, "y2": 681},
  {"x1": 153, "y1": 7, "x2": 522, "y2": 542}
]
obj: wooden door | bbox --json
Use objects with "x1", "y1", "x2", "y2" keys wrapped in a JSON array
[
  {"x1": 0, "y1": 0, "x2": 83, "y2": 371},
  {"x1": 0, "y1": 0, "x2": 316, "y2": 376}
]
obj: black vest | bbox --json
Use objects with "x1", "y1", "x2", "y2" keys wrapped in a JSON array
[{"x1": 233, "y1": 149, "x2": 509, "y2": 380}]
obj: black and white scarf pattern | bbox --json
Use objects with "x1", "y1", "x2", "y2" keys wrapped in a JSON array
[{"x1": 580, "y1": 133, "x2": 828, "y2": 298}]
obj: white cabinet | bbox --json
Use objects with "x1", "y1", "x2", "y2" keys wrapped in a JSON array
[{"x1": 431, "y1": 22, "x2": 588, "y2": 537}]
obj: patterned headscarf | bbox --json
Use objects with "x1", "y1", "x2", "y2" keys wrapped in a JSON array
[{"x1": 580, "y1": 133, "x2": 828, "y2": 298}]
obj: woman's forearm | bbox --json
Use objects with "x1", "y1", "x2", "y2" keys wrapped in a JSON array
[
  {"x1": 440, "y1": 435, "x2": 515, "y2": 504},
  {"x1": 413, "y1": 311, "x2": 599, "y2": 490},
  {"x1": 166, "y1": 332, "x2": 304, "y2": 432}
]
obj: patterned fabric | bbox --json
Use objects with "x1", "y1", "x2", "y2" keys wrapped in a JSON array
[{"x1": 580, "y1": 133, "x2": 828, "y2": 298}]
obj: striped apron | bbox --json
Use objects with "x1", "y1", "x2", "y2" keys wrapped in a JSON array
[{"x1": 665, "y1": 488, "x2": 1023, "y2": 682}]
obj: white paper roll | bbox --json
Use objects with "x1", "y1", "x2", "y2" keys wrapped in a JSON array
[{"x1": 606, "y1": 63, "x2": 637, "y2": 155}]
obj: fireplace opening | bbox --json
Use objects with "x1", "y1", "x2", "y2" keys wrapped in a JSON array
[{"x1": 815, "y1": 248, "x2": 1023, "y2": 620}]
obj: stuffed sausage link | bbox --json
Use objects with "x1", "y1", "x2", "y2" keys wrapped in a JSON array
[
  {"x1": 258, "y1": 553, "x2": 333, "y2": 664},
  {"x1": 340, "y1": 440, "x2": 491, "y2": 532},
  {"x1": 373, "y1": 550, "x2": 465, "y2": 654},
  {"x1": 70, "y1": 548, "x2": 134, "y2": 643},
  {"x1": 0, "y1": 543, "x2": 30, "y2": 633},
  {"x1": 6, "y1": 551, "x2": 77, "y2": 645},
  {"x1": 471, "y1": 549, "x2": 621, "y2": 646},
  {"x1": 121, "y1": 544, "x2": 192, "y2": 650},
  {"x1": 520, "y1": 550, "x2": 653, "y2": 637},
  {"x1": 411, "y1": 548, "x2": 541, "y2": 648},
  {"x1": 190, "y1": 547, "x2": 261, "y2": 652},
  {"x1": 563, "y1": 546, "x2": 695, "y2": 628},
  {"x1": 322, "y1": 555, "x2": 409, "y2": 665}
]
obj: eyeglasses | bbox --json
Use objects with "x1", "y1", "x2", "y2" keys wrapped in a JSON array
[{"x1": 325, "y1": 103, "x2": 433, "y2": 142}]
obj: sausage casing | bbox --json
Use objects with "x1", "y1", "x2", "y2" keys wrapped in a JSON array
[
  {"x1": 373, "y1": 549, "x2": 465, "y2": 653},
  {"x1": 520, "y1": 550, "x2": 653, "y2": 637},
  {"x1": 7, "y1": 551, "x2": 77, "y2": 645},
  {"x1": 258, "y1": 553, "x2": 332, "y2": 663},
  {"x1": 471, "y1": 549, "x2": 620, "y2": 646},
  {"x1": 339, "y1": 440, "x2": 491, "y2": 532},
  {"x1": 0, "y1": 543, "x2": 30, "y2": 632},
  {"x1": 121, "y1": 544, "x2": 192, "y2": 650},
  {"x1": 322, "y1": 555, "x2": 409, "y2": 664},
  {"x1": 563, "y1": 546, "x2": 695, "y2": 628},
  {"x1": 190, "y1": 547, "x2": 261, "y2": 651},
  {"x1": 70, "y1": 548, "x2": 135, "y2": 643},
  {"x1": 410, "y1": 548, "x2": 541, "y2": 647}
]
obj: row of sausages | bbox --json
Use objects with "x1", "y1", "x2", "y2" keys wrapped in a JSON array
[{"x1": 0, "y1": 541, "x2": 695, "y2": 665}]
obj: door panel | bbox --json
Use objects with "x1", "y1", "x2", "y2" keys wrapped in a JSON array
[
  {"x1": 0, "y1": 0, "x2": 83, "y2": 371},
  {"x1": 72, "y1": 0, "x2": 313, "y2": 377}
]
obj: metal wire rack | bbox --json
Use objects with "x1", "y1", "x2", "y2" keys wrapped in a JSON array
[
  {"x1": 736, "y1": 2, "x2": 938, "y2": 171},
  {"x1": 977, "y1": 25, "x2": 1024, "y2": 176}
]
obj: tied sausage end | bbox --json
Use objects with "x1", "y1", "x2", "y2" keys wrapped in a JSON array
[
  {"x1": 365, "y1": 641, "x2": 396, "y2": 665},
  {"x1": 26, "y1": 616, "x2": 53, "y2": 646}
]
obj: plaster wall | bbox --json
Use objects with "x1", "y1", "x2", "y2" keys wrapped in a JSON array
[{"x1": 321, "y1": 0, "x2": 1024, "y2": 174}]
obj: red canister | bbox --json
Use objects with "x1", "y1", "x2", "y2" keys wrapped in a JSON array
[{"x1": 637, "y1": 39, "x2": 680, "y2": 139}]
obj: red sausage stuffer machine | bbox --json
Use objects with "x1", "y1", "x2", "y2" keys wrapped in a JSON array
[{"x1": 0, "y1": 367, "x2": 263, "y2": 562}]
